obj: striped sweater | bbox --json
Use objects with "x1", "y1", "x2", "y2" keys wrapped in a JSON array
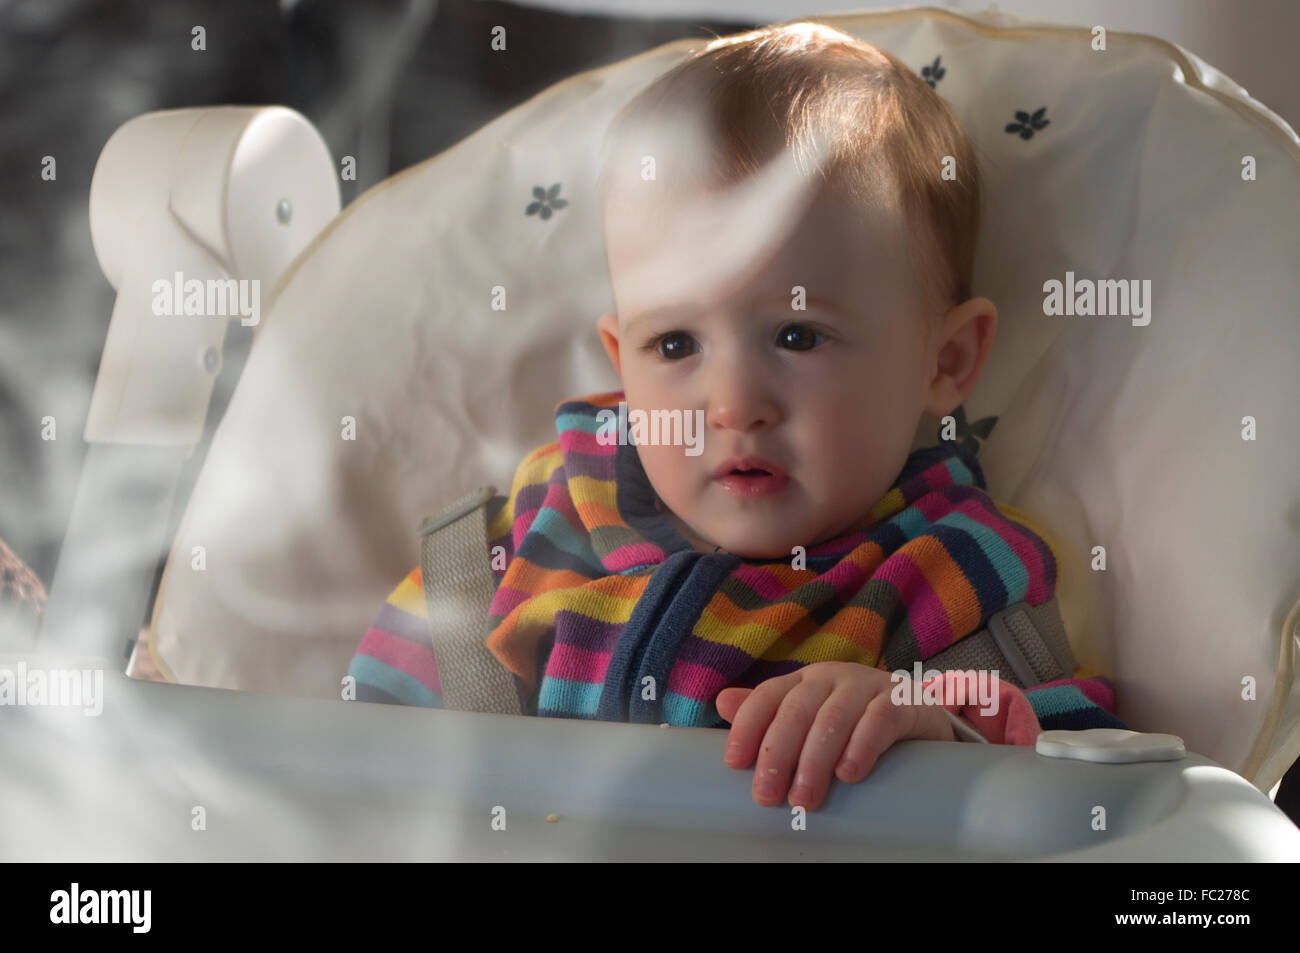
[{"x1": 348, "y1": 391, "x2": 1127, "y2": 743}]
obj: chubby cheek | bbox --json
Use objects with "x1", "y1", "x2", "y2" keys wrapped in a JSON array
[
  {"x1": 639, "y1": 443, "x2": 697, "y2": 504},
  {"x1": 799, "y1": 418, "x2": 894, "y2": 499}
]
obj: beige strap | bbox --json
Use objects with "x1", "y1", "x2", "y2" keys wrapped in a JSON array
[
  {"x1": 418, "y1": 485, "x2": 525, "y2": 715},
  {"x1": 924, "y1": 596, "x2": 1077, "y2": 690},
  {"x1": 931, "y1": 598, "x2": 1076, "y2": 743}
]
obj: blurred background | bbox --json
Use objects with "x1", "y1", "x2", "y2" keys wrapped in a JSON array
[{"x1": 1, "y1": 0, "x2": 1297, "y2": 817}]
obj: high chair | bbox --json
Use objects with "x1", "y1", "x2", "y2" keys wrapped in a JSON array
[{"x1": 8, "y1": 6, "x2": 1299, "y2": 861}]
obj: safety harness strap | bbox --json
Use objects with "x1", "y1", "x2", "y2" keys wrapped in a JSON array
[
  {"x1": 922, "y1": 597, "x2": 1078, "y2": 690},
  {"x1": 417, "y1": 485, "x2": 525, "y2": 716}
]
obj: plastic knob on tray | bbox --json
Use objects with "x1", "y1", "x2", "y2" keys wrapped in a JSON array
[{"x1": 1035, "y1": 728, "x2": 1186, "y2": 763}]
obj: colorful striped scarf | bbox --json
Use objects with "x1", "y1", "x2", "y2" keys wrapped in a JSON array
[{"x1": 349, "y1": 391, "x2": 1126, "y2": 738}]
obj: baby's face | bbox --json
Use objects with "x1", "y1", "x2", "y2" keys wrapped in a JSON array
[{"x1": 598, "y1": 187, "x2": 953, "y2": 560}]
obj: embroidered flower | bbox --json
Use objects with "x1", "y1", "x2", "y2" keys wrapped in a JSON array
[
  {"x1": 1006, "y1": 107, "x2": 1050, "y2": 139},
  {"x1": 946, "y1": 404, "x2": 998, "y2": 455},
  {"x1": 921, "y1": 55, "x2": 945, "y2": 88},
  {"x1": 526, "y1": 183, "x2": 569, "y2": 220}
]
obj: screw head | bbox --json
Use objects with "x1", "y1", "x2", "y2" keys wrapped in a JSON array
[{"x1": 275, "y1": 197, "x2": 292, "y2": 225}]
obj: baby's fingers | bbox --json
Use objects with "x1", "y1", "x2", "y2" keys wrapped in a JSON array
[
  {"x1": 835, "y1": 691, "x2": 919, "y2": 782},
  {"x1": 720, "y1": 673, "x2": 799, "y2": 769},
  {"x1": 714, "y1": 686, "x2": 751, "y2": 725},
  {"x1": 785, "y1": 690, "x2": 869, "y2": 810}
]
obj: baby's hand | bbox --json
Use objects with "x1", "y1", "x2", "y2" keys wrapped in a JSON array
[{"x1": 716, "y1": 661, "x2": 956, "y2": 810}]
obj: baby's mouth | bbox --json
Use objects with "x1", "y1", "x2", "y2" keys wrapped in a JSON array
[
  {"x1": 714, "y1": 467, "x2": 789, "y2": 499},
  {"x1": 711, "y1": 456, "x2": 787, "y2": 481}
]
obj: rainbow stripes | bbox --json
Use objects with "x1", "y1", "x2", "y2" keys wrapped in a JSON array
[{"x1": 348, "y1": 391, "x2": 1127, "y2": 739}]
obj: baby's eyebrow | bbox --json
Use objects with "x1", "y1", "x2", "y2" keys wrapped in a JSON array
[
  {"x1": 625, "y1": 293, "x2": 852, "y2": 329},
  {"x1": 624, "y1": 305, "x2": 690, "y2": 331}
]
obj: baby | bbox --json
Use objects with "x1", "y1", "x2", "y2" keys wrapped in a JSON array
[{"x1": 348, "y1": 21, "x2": 1126, "y2": 811}]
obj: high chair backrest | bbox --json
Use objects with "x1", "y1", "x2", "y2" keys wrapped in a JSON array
[{"x1": 146, "y1": 7, "x2": 1300, "y2": 788}]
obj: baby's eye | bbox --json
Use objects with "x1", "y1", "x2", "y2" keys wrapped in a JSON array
[
  {"x1": 778, "y1": 324, "x2": 825, "y2": 351},
  {"x1": 648, "y1": 331, "x2": 699, "y2": 361},
  {"x1": 644, "y1": 324, "x2": 826, "y2": 360}
]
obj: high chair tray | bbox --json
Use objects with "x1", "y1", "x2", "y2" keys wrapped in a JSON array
[{"x1": 2, "y1": 664, "x2": 1297, "y2": 862}]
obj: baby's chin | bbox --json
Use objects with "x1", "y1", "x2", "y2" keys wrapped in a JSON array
[
  {"x1": 713, "y1": 513, "x2": 867, "y2": 558},
  {"x1": 721, "y1": 543, "x2": 797, "y2": 560},
  {"x1": 701, "y1": 528, "x2": 814, "y2": 561},
  {"x1": 657, "y1": 495, "x2": 837, "y2": 559}
]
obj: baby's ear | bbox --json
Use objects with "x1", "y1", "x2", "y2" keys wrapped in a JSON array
[
  {"x1": 597, "y1": 312, "x2": 622, "y2": 376},
  {"x1": 924, "y1": 297, "x2": 997, "y2": 416}
]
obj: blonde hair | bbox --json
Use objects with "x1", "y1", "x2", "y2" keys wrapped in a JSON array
[{"x1": 597, "y1": 21, "x2": 982, "y2": 346}]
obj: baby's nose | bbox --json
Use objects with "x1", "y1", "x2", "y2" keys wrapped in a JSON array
[{"x1": 707, "y1": 394, "x2": 779, "y2": 432}]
